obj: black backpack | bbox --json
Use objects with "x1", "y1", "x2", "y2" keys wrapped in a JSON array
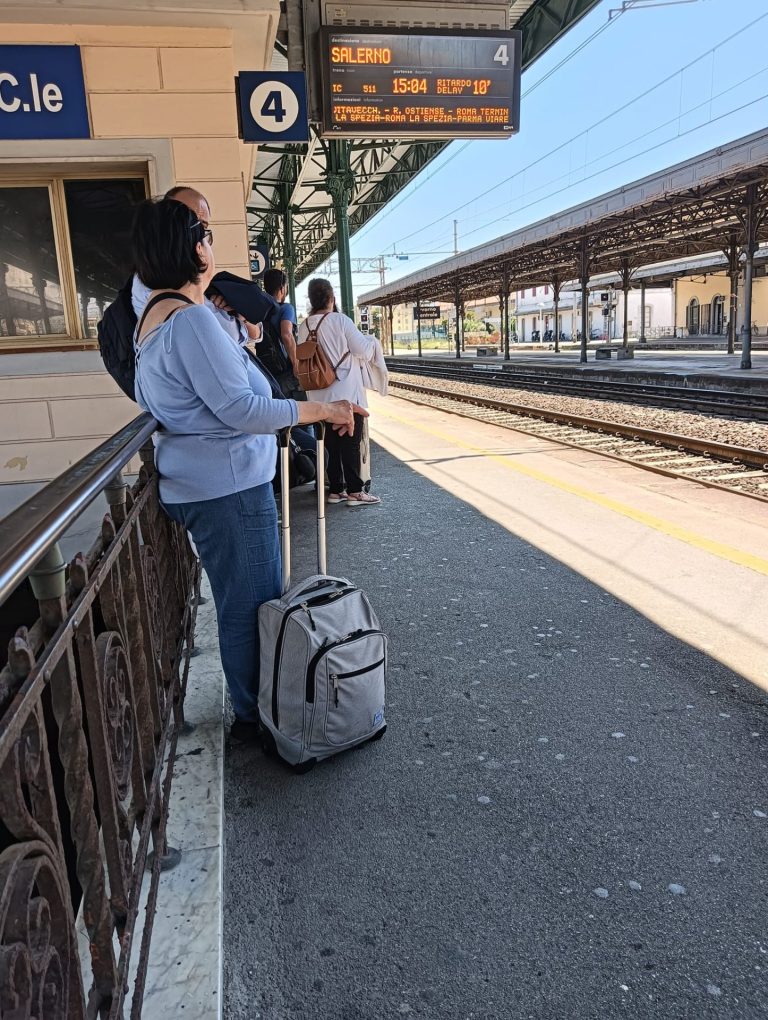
[
  {"x1": 256, "y1": 306, "x2": 295, "y2": 389},
  {"x1": 97, "y1": 275, "x2": 138, "y2": 401}
]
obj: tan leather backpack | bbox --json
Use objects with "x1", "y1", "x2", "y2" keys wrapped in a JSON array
[{"x1": 296, "y1": 312, "x2": 349, "y2": 391}]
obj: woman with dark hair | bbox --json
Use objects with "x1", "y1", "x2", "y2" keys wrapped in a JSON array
[
  {"x1": 132, "y1": 199, "x2": 362, "y2": 742},
  {"x1": 297, "y1": 278, "x2": 385, "y2": 507}
]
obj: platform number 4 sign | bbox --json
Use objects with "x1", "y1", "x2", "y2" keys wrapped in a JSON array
[{"x1": 236, "y1": 71, "x2": 309, "y2": 143}]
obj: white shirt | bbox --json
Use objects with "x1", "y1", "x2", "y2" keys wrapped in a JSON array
[
  {"x1": 131, "y1": 274, "x2": 248, "y2": 345},
  {"x1": 297, "y1": 311, "x2": 379, "y2": 407}
]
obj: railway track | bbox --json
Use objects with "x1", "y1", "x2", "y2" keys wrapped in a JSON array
[
  {"x1": 385, "y1": 357, "x2": 768, "y2": 422},
  {"x1": 387, "y1": 374, "x2": 768, "y2": 503}
]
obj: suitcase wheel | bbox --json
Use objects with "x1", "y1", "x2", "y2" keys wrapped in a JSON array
[
  {"x1": 259, "y1": 728, "x2": 278, "y2": 758},
  {"x1": 291, "y1": 758, "x2": 317, "y2": 775},
  {"x1": 358, "y1": 725, "x2": 386, "y2": 747}
]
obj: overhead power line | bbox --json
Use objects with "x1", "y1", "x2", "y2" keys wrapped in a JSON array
[
  {"x1": 407, "y1": 61, "x2": 768, "y2": 255},
  {"x1": 351, "y1": 0, "x2": 631, "y2": 248},
  {"x1": 384, "y1": 7, "x2": 768, "y2": 253},
  {"x1": 427, "y1": 84, "x2": 768, "y2": 253}
]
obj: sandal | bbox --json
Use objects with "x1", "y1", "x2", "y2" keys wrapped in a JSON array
[
  {"x1": 347, "y1": 492, "x2": 381, "y2": 507},
  {"x1": 328, "y1": 491, "x2": 348, "y2": 504}
]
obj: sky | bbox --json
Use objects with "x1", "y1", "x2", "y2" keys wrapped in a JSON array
[{"x1": 295, "y1": 0, "x2": 768, "y2": 313}]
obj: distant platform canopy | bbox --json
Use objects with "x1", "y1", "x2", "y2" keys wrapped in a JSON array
[{"x1": 359, "y1": 129, "x2": 768, "y2": 306}]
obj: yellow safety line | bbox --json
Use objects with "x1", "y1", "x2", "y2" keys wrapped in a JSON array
[{"x1": 374, "y1": 405, "x2": 768, "y2": 578}]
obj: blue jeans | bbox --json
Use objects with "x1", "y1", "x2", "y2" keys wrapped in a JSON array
[{"x1": 163, "y1": 483, "x2": 281, "y2": 722}]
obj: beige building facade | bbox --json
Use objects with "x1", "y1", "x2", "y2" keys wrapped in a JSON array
[
  {"x1": 0, "y1": 0, "x2": 278, "y2": 495},
  {"x1": 674, "y1": 273, "x2": 768, "y2": 336}
]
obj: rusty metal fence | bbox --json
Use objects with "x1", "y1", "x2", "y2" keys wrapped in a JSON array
[{"x1": 0, "y1": 413, "x2": 200, "y2": 1019}]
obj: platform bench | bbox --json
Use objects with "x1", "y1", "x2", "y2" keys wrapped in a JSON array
[
  {"x1": 475, "y1": 345, "x2": 499, "y2": 356},
  {"x1": 595, "y1": 347, "x2": 613, "y2": 360}
]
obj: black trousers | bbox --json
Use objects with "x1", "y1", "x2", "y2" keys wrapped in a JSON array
[{"x1": 326, "y1": 412, "x2": 365, "y2": 494}]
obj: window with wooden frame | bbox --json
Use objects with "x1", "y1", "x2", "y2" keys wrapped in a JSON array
[{"x1": 0, "y1": 167, "x2": 147, "y2": 350}]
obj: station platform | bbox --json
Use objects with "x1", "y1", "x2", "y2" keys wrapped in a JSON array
[
  {"x1": 390, "y1": 348, "x2": 768, "y2": 392},
  {"x1": 223, "y1": 393, "x2": 768, "y2": 1020}
]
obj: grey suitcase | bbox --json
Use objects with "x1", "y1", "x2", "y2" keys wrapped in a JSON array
[{"x1": 258, "y1": 426, "x2": 387, "y2": 772}]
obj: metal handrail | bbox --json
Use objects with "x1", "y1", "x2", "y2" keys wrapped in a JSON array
[{"x1": 0, "y1": 412, "x2": 157, "y2": 606}]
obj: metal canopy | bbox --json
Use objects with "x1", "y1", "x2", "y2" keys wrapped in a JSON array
[
  {"x1": 246, "y1": 0, "x2": 601, "y2": 282},
  {"x1": 584, "y1": 247, "x2": 768, "y2": 291},
  {"x1": 358, "y1": 128, "x2": 768, "y2": 306}
]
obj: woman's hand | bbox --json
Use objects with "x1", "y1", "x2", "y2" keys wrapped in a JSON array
[
  {"x1": 324, "y1": 400, "x2": 368, "y2": 437},
  {"x1": 296, "y1": 400, "x2": 368, "y2": 436}
]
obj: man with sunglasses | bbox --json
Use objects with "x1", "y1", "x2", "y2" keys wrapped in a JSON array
[{"x1": 132, "y1": 185, "x2": 262, "y2": 346}]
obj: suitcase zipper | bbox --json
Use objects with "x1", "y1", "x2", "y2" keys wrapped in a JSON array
[
  {"x1": 271, "y1": 587, "x2": 357, "y2": 727},
  {"x1": 330, "y1": 657, "x2": 386, "y2": 706},
  {"x1": 305, "y1": 629, "x2": 382, "y2": 703}
]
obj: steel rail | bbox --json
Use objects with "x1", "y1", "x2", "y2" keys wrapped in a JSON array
[
  {"x1": 390, "y1": 380, "x2": 768, "y2": 505},
  {"x1": 388, "y1": 378, "x2": 768, "y2": 468},
  {"x1": 384, "y1": 359, "x2": 768, "y2": 419},
  {"x1": 0, "y1": 412, "x2": 157, "y2": 606}
]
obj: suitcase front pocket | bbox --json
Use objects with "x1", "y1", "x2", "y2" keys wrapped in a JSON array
[{"x1": 313, "y1": 634, "x2": 386, "y2": 747}]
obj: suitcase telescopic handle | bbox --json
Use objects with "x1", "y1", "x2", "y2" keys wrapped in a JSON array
[{"x1": 278, "y1": 423, "x2": 326, "y2": 595}]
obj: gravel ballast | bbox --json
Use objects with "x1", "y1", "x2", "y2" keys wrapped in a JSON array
[{"x1": 389, "y1": 372, "x2": 768, "y2": 452}]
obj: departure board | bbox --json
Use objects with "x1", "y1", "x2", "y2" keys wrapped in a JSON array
[{"x1": 320, "y1": 27, "x2": 521, "y2": 139}]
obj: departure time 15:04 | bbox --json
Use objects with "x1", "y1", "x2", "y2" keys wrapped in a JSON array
[{"x1": 392, "y1": 77, "x2": 428, "y2": 95}]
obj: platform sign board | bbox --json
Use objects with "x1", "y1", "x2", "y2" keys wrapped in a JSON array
[
  {"x1": 236, "y1": 71, "x2": 310, "y2": 143},
  {"x1": 250, "y1": 244, "x2": 270, "y2": 279},
  {"x1": 0, "y1": 45, "x2": 89, "y2": 139},
  {"x1": 320, "y1": 27, "x2": 521, "y2": 139},
  {"x1": 413, "y1": 304, "x2": 441, "y2": 319}
]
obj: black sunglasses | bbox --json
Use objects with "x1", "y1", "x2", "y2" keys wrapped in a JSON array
[{"x1": 191, "y1": 222, "x2": 214, "y2": 245}]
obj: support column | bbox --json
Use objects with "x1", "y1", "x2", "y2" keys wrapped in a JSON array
[
  {"x1": 619, "y1": 257, "x2": 631, "y2": 350},
  {"x1": 388, "y1": 305, "x2": 394, "y2": 356},
  {"x1": 639, "y1": 281, "x2": 647, "y2": 343},
  {"x1": 502, "y1": 272, "x2": 510, "y2": 360},
  {"x1": 552, "y1": 276, "x2": 561, "y2": 354},
  {"x1": 742, "y1": 249, "x2": 755, "y2": 371},
  {"x1": 416, "y1": 295, "x2": 422, "y2": 358},
  {"x1": 741, "y1": 185, "x2": 760, "y2": 370},
  {"x1": 454, "y1": 282, "x2": 462, "y2": 359},
  {"x1": 325, "y1": 140, "x2": 355, "y2": 318},
  {"x1": 80, "y1": 290, "x2": 90, "y2": 337},
  {"x1": 578, "y1": 238, "x2": 590, "y2": 364},
  {"x1": 282, "y1": 192, "x2": 297, "y2": 310},
  {"x1": 0, "y1": 262, "x2": 12, "y2": 336},
  {"x1": 726, "y1": 235, "x2": 739, "y2": 356},
  {"x1": 32, "y1": 269, "x2": 51, "y2": 333},
  {"x1": 498, "y1": 287, "x2": 505, "y2": 358}
]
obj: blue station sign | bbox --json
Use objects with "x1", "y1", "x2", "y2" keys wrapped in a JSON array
[
  {"x1": 0, "y1": 45, "x2": 90, "y2": 139},
  {"x1": 236, "y1": 71, "x2": 309, "y2": 143}
]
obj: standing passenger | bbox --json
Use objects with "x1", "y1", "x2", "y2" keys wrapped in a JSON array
[
  {"x1": 131, "y1": 199, "x2": 364, "y2": 742},
  {"x1": 297, "y1": 278, "x2": 385, "y2": 507},
  {"x1": 262, "y1": 268, "x2": 300, "y2": 391},
  {"x1": 132, "y1": 186, "x2": 262, "y2": 346}
]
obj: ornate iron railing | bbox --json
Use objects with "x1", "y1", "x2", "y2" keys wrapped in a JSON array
[{"x1": 0, "y1": 413, "x2": 200, "y2": 1019}]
